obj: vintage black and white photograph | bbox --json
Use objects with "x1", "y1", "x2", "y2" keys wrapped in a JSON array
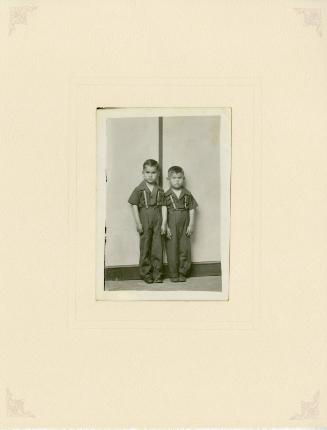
[{"x1": 96, "y1": 108, "x2": 231, "y2": 300}]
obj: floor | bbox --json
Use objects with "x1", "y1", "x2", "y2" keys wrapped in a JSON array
[{"x1": 105, "y1": 276, "x2": 221, "y2": 292}]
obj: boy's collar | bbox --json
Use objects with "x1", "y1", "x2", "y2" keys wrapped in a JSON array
[
  {"x1": 137, "y1": 180, "x2": 160, "y2": 191},
  {"x1": 166, "y1": 187, "x2": 191, "y2": 198}
]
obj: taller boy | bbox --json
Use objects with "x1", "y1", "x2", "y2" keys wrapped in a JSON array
[{"x1": 128, "y1": 159, "x2": 166, "y2": 283}]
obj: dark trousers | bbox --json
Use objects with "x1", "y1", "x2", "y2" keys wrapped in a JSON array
[
  {"x1": 139, "y1": 206, "x2": 163, "y2": 279},
  {"x1": 166, "y1": 209, "x2": 191, "y2": 278}
]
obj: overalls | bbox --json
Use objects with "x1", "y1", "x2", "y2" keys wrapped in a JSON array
[
  {"x1": 165, "y1": 188, "x2": 198, "y2": 279},
  {"x1": 128, "y1": 181, "x2": 165, "y2": 280}
]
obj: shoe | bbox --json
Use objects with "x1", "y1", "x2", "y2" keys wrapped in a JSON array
[
  {"x1": 179, "y1": 275, "x2": 186, "y2": 282},
  {"x1": 144, "y1": 277, "x2": 153, "y2": 284},
  {"x1": 153, "y1": 277, "x2": 163, "y2": 283},
  {"x1": 170, "y1": 277, "x2": 179, "y2": 282}
]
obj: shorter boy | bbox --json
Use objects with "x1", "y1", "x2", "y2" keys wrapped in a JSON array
[
  {"x1": 128, "y1": 159, "x2": 166, "y2": 283},
  {"x1": 165, "y1": 166, "x2": 198, "y2": 282}
]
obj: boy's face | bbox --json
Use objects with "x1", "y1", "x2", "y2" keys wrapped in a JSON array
[
  {"x1": 143, "y1": 165, "x2": 158, "y2": 184},
  {"x1": 168, "y1": 172, "x2": 184, "y2": 189}
]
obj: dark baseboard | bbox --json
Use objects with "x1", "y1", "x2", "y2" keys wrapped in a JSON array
[{"x1": 105, "y1": 261, "x2": 221, "y2": 281}]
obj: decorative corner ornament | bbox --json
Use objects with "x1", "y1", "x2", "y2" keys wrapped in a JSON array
[
  {"x1": 293, "y1": 8, "x2": 322, "y2": 37},
  {"x1": 6, "y1": 388, "x2": 35, "y2": 418},
  {"x1": 290, "y1": 390, "x2": 320, "y2": 420},
  {"x1": 8, "y1": 5, "x2": 38, "y2": 36}
]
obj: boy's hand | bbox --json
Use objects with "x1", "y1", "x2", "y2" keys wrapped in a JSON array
[
  {"x1": 161, "y1": 222, "x2": 167, "y2": 235},
  {"x1": 166, "y1": 226, "x2": 172, "y2": 239},
  {"x1": 136, "y1": 223, "x2": 143, "y2": 234},
  {"x1": 186, "y1": 223, "x2": 194, "y2": 237}
]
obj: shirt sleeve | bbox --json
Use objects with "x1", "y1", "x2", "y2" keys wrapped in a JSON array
[
  {"x1": 157, "y1": 189, "x2": 166, "y2": 206},
  {"x1": 189, "y1": 194, "x2": 199, "y2": 210},
  {"x1": 164, "y1": 194, "x2": 171, "y2": 207},
  {"x1": 128, "y1": 188, "x2": 140, "y2": 205}
]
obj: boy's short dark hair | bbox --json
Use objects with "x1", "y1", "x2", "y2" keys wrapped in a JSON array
[
  {"x1": 143, "y1": 159, "x2": 159, "y2": 170},
  {"x1": 168, "y1": 165, "x2": 184, "y2": 176}
]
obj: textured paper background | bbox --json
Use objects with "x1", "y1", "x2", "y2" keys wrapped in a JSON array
[{"x1": 1, "y1": 0, "x2": 327, "y2": 427}]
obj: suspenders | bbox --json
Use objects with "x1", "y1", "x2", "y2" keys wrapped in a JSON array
[
  {"x1": 170, "y1": 193, "x2": 189, "y2": 210},
  {"x1": 143, "y1": 190, "x2": 148, "y2": 208},
  {"x1": 142, "y1": 188, "x2": 160, "y2": 208},
  {"x1": 141, "y1": 188, "x2": 188, "y2": 210},
  {"x1": 184, "y1": 194, "x2": 189, "y2": 209},
  {"x1": 170, "y1": 195, "x2": 177, "y2": 210}
]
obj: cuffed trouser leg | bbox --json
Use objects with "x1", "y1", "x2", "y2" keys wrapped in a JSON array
[
  {"x1": 139, "y1": 207, "x2": 163, "y2": 279},
  {"x1": 166, "y1": 212, "x2": 179, "y2": 278},
  {"x1": 178, "y1": 219, "x2": 191, "y2": 276},
  {"x1": 151, "y1": 210, "x2": 163, "y2": 279},
  {"x1": 166, "y1": 210, "x2": 191, "y2": 278}
]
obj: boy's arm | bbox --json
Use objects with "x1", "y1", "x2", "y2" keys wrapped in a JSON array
[
  {"x1": 131, "y1": 204, "x2": 143, "y2": 234},
  {"x1": 161, "y1": 205, "x2": 167, "y2": 235},
  {"x1": 186, "y1": 208, "x2": 195, "y2": 236}
]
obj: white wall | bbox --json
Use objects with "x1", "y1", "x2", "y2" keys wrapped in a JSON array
[
  {"x1": 105, "y1": 117, "x2": 158, "y2": 266},
  {"x1": 105, "y1": 115, "x2": 221, "y2": 266},
  {"x1": 163, "y1": 116, "x2": 221, "y2": 262}
]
